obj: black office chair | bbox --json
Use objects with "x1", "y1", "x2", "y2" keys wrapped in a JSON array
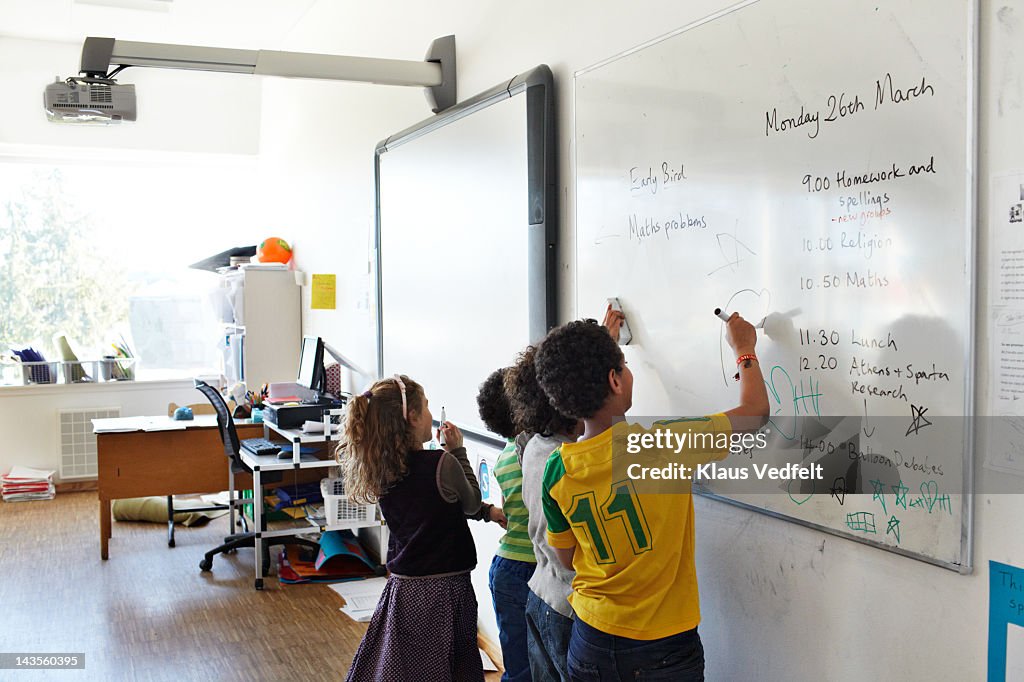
[{"x1": 193, "y1": 379, "x2": 318, "y2": 581}]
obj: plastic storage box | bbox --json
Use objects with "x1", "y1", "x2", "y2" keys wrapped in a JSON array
[
  {"x1": 320, "y1": 477, "x2": 377, "y2": 528},
  {"x1": 60, "y1": 360, "x2": 99, "y2": 384},
  {"x1": 0, "y1": 358, "x2": 136, "y2": 386},
  {"x1": 19, "y1": 361, "x2": 59, "y2": 385}
]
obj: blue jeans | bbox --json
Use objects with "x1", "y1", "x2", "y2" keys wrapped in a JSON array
[
  {"x1": 567, "y1": 618, "x2": 704, "y2": 681},
  {"x1": 525, "y1": 589, "x2": 573, "y2": 682},
  {"x1": 489, "y1": 555, "x2": 535, "y2": 682}
]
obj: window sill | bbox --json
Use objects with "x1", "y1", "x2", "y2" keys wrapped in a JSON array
[{"x1": 0, "y1": 378, "x2": 196, "y2": 397}]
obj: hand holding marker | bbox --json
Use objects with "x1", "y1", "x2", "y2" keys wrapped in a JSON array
[
  {"x1": 438, "y1": 406, "x2": 446, "y2": 446},
  {"x1": 715, "y1": 308, "x2": 760, "y2": 380},
  {"x1": 437, "y1": 409, "x2": 463, "y2": 451},
  {"x1": 716, "y1": 307, "x2": 766, "y2": 328}
]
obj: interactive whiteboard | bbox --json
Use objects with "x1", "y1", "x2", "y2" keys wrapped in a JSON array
[
  {"x1": 575, "y1": 0, "x2": 976, "y2": 570},
  {"x1": 376, "y1": 66, "x2": 556, "y2": 439}
]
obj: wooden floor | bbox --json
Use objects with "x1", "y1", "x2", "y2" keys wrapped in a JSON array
[{"x1": 0, "y1": 492, "x2": 500, "y2": 681}]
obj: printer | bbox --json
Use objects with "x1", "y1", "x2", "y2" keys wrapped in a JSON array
[{"x1": 264, "y1": 398, "x2": 345, "y2": 430}]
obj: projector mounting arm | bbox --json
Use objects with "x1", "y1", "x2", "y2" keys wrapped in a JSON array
[{"x1": 79, "y1": 35, "x2": 456, "y2": 112}]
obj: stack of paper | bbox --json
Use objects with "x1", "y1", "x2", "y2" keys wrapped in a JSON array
[
  {"x1": 92, "y1": 416, "x2": 193, "y2": 433},
  {"x1": 2, "y1": 466, "x2": 55, "y2": 502},
  {"x1": 301, "y1": 419, "x2": 339, "y2": 434},
  {"x1": 329, "y1": 577, "x2": 388, "y2": 622}
]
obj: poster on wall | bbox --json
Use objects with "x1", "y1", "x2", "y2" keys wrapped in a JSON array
[
  {"x1": 988, "y1": 172, "x2": 1024, "y2": 476},
  {"x1": 989, "y1": 561, "x2": 1024, "y2": 682},
  {"x1": 475, "y1": 452, "x2": 500, "y2": 505}
]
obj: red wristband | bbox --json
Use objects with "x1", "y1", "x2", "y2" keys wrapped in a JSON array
[{"x1": 733, "y1": 354, "x2": 757, "y2": 381}]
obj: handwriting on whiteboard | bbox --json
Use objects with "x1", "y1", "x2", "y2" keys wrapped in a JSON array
[
  {"x1": 628, "y1": 212, "x2": 707, "y2": 243},
  {"x1": 764, "y1": 72, "x2": 935, "y2": 140},
  {"x1": 628, "y1": 162, "x2": 688, "y2": 195}
]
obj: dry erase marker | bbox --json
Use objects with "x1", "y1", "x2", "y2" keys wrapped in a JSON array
[
  {"x1": 439, "y1": 406, "x2": 447, "y2": 446},
  {"x1": 607, "y1": 297, "x2": 632, "y2": 345},
  {"x1": 716, "y1": 307, "x2": 766, "y2": 328}
]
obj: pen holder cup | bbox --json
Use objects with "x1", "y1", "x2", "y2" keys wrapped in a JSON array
[
  {"x1": 321, "y1": 477, "x2": 377, "y2": 528},
  {"x1": 100, "y1": 357, "x2": 136, "y2": 382}
]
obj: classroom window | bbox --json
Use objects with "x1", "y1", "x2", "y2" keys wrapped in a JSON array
[{"x1": 0, "y1": 155, "x2": 262, "y2": 380}]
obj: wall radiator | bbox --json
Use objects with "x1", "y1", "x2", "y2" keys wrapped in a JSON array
[{"x1": 58, "y1": 407, "x2": 120, "y2": 479}]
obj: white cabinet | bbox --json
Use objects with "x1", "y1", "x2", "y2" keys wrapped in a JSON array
[{"x1": 221, "y1": 267, "x2": 301, "y2": 388}]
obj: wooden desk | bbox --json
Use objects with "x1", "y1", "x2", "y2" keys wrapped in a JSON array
[{"x1": 95, "y1": 416, "x2": 262, "y2": 559}]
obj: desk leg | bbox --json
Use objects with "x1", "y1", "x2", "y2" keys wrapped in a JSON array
[
  {"x1": 253, "y1": 469, "x2": 263, "y2": 590},
  {"x1": 100, "y1": 498, "x2": 111, "y2": 560}
]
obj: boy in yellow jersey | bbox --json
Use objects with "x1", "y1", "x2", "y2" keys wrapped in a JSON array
[{"x1": 535, "y1": 314, "x2": 768, "y2": 681}]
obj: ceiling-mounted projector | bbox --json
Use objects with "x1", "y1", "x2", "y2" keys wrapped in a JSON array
[
  {"x1": 43, "y1": 76, "x2": 136, "y2": 124},
  {"x1": 45, "y1": 36, "x2": 456, "y2": 125}
]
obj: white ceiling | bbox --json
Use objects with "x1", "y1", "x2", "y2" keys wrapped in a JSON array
[{"x1": 0, "y1": 0, "x2": 319, "y2": 48}]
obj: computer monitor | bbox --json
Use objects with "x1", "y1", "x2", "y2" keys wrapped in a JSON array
[{"x1": 296, "y1": 336, "x2": 326, "y2": 395}]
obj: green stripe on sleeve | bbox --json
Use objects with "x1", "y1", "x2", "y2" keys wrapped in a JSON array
[{"x1": 542, "y1": 448, "x2": 570, "y2": 534}]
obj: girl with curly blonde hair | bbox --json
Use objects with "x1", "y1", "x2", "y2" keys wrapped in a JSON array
[{"x1": 341, "y1": 374, "x2": 495, "y2": 682}]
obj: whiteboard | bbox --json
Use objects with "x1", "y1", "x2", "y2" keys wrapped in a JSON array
[
  {"x1": 376, "y1": 66, "x2": 556, "y2": 438},
  {"x1": 575, "y1": 0, "x2": 976, "y2": 570}
]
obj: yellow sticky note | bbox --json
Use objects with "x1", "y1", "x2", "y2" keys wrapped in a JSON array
[{"x1": 311, "y1": 274, "x2": 337, "y2": 310}]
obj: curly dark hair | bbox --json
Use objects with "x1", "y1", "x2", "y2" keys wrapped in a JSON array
[
  {"x1": 476, "y1": 367, "x2": 517, "y2": 439},
  {"x1": 534, "y1": 319, "x2": 623, "y2": 419},
  {"x1": 505, "y1": 345, "x2": 577, "y2": 436}
]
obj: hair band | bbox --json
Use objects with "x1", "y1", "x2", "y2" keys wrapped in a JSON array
[{"x1": 392, "y1": 374, "x2": 408, "y2": 421}]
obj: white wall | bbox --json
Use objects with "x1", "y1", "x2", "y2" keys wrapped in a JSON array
[
  {"x1": 0, "y1": 380, "x2": 209, "y2": 478},
  {"x1": 257, "y1": 1, "x2": 1024, "y2": 679}
]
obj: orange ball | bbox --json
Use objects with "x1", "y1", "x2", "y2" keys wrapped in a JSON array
[{"x1": 257, "y1": 237, "x2": 292, "y2": 264}]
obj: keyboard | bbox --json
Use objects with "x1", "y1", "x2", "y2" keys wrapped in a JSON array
[{"x1": 240, "y1": 438, "x2": 281, "y2": 457}]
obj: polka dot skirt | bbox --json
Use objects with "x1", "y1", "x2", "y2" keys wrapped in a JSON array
[{"x1": 346, "y1": 572, "x2": 483, "y2": 682}]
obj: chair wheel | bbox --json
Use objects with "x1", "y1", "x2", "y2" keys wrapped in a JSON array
[
  {"x1": 255, "y1": 579, "x2": 264, "y2": 590},
  {"x1": 168, "y1": 538, "x2": 175, "y2": 548},
  {"x1": 199, "y1": 558, "x2": 213, "y2": 571}
]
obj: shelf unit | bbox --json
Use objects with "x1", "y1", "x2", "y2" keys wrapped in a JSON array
[
  {"x1": 221, "y1": 267, "x2": 301, "y2": 388},
  {"x1": 236, "y1": 414, "x2": 387, "y2": 590}
]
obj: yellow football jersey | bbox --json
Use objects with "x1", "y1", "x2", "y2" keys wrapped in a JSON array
[{"x1": 542, "y1": 415, "x2": 731, "y2": 640}]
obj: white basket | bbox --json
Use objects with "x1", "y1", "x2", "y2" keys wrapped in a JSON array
[{"x1": 321, "y1": 477, "x2": 377, "y2": 528}]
